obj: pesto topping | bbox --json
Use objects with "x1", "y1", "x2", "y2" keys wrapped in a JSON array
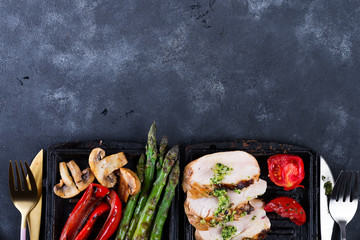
[
  {"x1": 213, "y1": 189, "x2": 231, "y2": 217},
  {"x1": 221, "y1": 226, "x2": 237, "y2": 240},
  {"x1": 211, "y1": 163, "x2": 233, "y2": 185},
  {"x1": 210, "y1": 163, "x2": 236, "y2": 228},
  {"x1": 240, "y1": 211, "x2": 247, "y2": 217},
  {"x1": 324, "y1": 181, "x2": 333, "y2": 196},
  {"x1": 234, "y1": 189, "x2": 242, "y2": 194},
  {"x1": 210, "y1": 218, "x2": 218, "y2": 228},
  {"x1": 321, "y1": 175, "x2": 326, "y2": 181}
]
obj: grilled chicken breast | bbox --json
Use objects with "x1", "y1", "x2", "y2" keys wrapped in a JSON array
[
  {"x1": 184, "y1": 179, "x2": 267, "y2": 230},
  {"x1": 194, "y1": 199, "x2": 271, "y2": 240},
  {"x1": 183, "y1": 151, "x2": 260, "y2": 198}
]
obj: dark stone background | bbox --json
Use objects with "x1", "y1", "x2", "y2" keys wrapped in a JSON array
[{"x1": 1, "y1": 0, "x2": 359, "y2": 239}]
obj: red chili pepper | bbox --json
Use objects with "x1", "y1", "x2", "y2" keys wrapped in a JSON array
[
  {"x1": 60, "y1": 183, "x2": 109, "y2": 240},
  {"x1": 95, "y1": 190, "x2": 122, "y2": 240},
  {"x1": 267, "y1": 154, "x2": 305, "y2": 190},
  {"x1": 74, "y1": 202, "x2": 110, "y2": 240},
  {"x1": 264, "y1": 196, "x2": 306, "y2": 225}
]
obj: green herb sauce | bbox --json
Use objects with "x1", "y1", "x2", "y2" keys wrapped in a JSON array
[
  {"x1": 234, "y1": 189, "x2": 242, "y2": 194},
  {"x1": 324, "y1": 181, "x2": 333, "y2": 196},
  {"x1": 210, "y1": 163, "x2": 237, "y2": 229},
  {"x1": 221, "y1": 226, "x2": 237, "y2": 240},
  {"x1": 211, "y1": 163, "x2": 233, "y2": 184},
  {"x1": 213, "y1": 189, "x2": 231, "y2": 216}
]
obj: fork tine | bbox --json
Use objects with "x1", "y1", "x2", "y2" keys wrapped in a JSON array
[
  {"x1": 343, "y1": 171, "x2": 353, "y2": 202},
  {"x1": 25, "y1": 161, "x2": 37, "y2": 194},
  {"x1": 332, "y1": 171, "x2": 345, "y2": 200},
  {"x1": 19, "y1": 161, "x2": 29, "y2": 191},
  {"x1": 337, "y1": 171, "x2": 348, "y2": 201},
  {"x1": 351, "y1": 171, "x2": 359, "y2": 201},
  {"x1": 14, "y1": 160, "x2": 23, "y2": 191},
  {"x1": 9, "y1": 161, "x2": 16, "y2": 195}
]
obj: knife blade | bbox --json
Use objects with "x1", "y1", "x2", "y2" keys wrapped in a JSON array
[
  {"x1": 320, "y1": 156, "x2": 335, "y2": 240},
  {"x1": 27, "y1": 149, "x2": 43, "y2": 240}
]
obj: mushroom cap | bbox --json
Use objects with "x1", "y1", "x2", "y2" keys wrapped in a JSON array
[
  {"x1": 53, "y1": 162, "x2": 80, "y2": 198},
  {"x1": 118, "y1": 168, "x2": 141, "y2": 202},
  {"x1": 89, "y1": 148, "x2": 128, "y2": 188},
  {"x1": 66, "y1": 160, "x2": 95, "y2": 192}
]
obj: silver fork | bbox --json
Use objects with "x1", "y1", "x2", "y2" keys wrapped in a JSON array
[
  {"x1": 329, "y1": 171, "x2": 359, "y2": 240},
  {"x1": 9, "y1": 161, "x2": 39, "y2": 240}
]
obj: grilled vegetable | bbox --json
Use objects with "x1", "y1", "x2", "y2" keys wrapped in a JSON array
[
  {"x1": 118, "y1": 168, "x2": 141, "y2": 203},
  {"x1": 89, "y1": 148, "x2": 128, "y2": 188},
  {"x1": 133, "y1": 145, "x2": 179, "y2": 239},
  {"x1": 96, "y1": 190, "x2": 122, "y2": 240},
  {"x1": 126, "y1": 122, "x2": 157, "y2": 239},
  {"x1": 54, "y1": 162, "x2": 81, "y2": 199},
  {"x1": 60, "y1": 183, "x2": 109, "y2": 240},
  {"x1": 156, "y1": 136, "x2": 168, "y2": 178},
  {"x1": 74, "y1": 202, "x2": 110, "y2": 240},
  {"x1": 264, "y1": 196, "x2": 306, "y2": 225},
  {"x1": 66, "y1": 160, "x2": 95, "y2": 192},
  {"x1": 116, "y1": 154, "x2": 145, "y2": 240},
  {"x1": 150, "y1": 160, "x2": 179, "y2": 240},
  {"x1": 267, "y1": 154, "x2": 305, "y2": 190}
]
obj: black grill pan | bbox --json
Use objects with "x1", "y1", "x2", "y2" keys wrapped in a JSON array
[
  {"x1": 44, "y1": 140, "x2": 179, "y2": 240},
  {"x1": 181, "y1": 140, "x2": 320, "y2": 240}
]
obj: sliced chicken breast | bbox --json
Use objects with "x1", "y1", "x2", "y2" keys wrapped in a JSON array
[
  {"x1": 185, "y1": 200, "x2": 254, "y2": 231},
  {"x1": 183, "y1": 151, "x2": 260, "y2": 198},
  {"x1": 185, "y1": 179, "x2": 266, "y2": 220},
  {"x1": 195, "y1": 199, "x2": 271, "y2": 240}
]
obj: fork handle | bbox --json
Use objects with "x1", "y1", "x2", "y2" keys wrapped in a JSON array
[
  {"x1": 339, "y1": 222, "x2": 346, "y2": 240},
  {"x1": 21, "y1": 213, "x2": 27, "y2": 240},
  {"x1": 21, "y1": 228, "x2": 26, "y2": 240}
]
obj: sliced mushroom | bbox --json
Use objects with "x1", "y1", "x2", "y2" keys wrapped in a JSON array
[
  {"x1": 53, "y1": 162, "x2": 81, "y2": 198},
  {"x1": 118, "y1": 168, "x2": 141, "y2": 203},
  {"x1": 89, "y1": 148, "x2": 128, "y2": 188},
  {"x1": 66, "y1": 160, "x2": 95, "y2": 191}
]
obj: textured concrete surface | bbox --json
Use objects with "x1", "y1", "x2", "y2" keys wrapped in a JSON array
[{"x1": 1, "y1": 0, "x2": 360, "y2": 239}]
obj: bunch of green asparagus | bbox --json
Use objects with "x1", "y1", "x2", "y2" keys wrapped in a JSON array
[{"x1": 116, "y1": 122, "x2": 180, "y2": 240}]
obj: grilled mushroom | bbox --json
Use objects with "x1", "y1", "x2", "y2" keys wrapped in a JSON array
[
  {"x1": 53, "y1": 162, "x2": 81, "y2": 198},
  {"x1": 118, "y1": 168, "x2": 141, "y2": 202},
  {"x1": 89, "y1": 148, "x2": 128, "y2": 188},
  {"x1": 66, "y1": 160, "x2": 95, "y2": 191}
]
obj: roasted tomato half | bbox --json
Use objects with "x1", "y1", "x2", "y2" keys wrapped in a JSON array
[
  {"x1": 267, "y1": 154, "x2": 305, "y2": 190},
  {"x1": 264, "y1": 196, "x2": 306, "y2": 225}
]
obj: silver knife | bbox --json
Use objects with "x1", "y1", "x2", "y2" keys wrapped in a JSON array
[{"x1": 320, "y1": 156, "x2": 335, "y2": 240}]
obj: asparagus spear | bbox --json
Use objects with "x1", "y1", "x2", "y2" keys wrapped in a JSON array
[
  {"x1": 156, "y1": 136, "x2": 168, "y2": 178},
  {"x1": 115, "y1": 154, "x2": 145, "y2": 240},
  {"x1": 150, "y1": 160, "x2": 179, "y2": 240},
  {"x1": 126, "y1": 122, "x2": 157, "y2": 239},
  {"x1": 133, "y1": 145, "x2": 179, "y2": 240}
]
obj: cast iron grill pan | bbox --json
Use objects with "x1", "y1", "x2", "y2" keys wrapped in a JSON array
[
  {"x1": 44, "y1": 140, "x2": 179, "y2": 240},
  {"x1": 181, "y1": 140, "x2": 319, "y2": 240}
]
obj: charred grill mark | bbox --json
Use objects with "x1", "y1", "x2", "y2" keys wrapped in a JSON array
[
  {"x1": 216, "y1": 178, "x2": 254, "y2": 190},
  {"x1": 252, "y1": 228, "x2": 271, "y2": 240}
]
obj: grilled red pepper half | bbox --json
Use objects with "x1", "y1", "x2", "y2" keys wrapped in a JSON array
[
  {"x1": 264, "y1": 196, "x2": 306, "y2": 225},
  {"x1": 267, "y1": 154, "x2": 305, "y2": 190},
  {"x1": 96, "y1": 189, "x2": 122, "y2": 240},
  {"x1": 60, "y1": 183, "x2": 109, "y2": 240},
  {"x1": 74, "y1": 202, "x2": 110, "y2": 240}
]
